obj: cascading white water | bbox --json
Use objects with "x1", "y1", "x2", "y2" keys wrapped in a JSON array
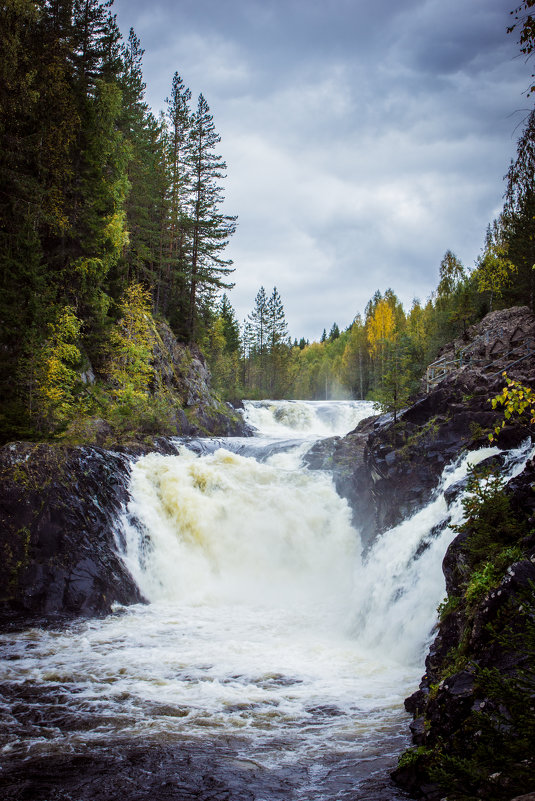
[
  {"x1": 242, "y1": 398, "x2": 376, "y2": 439},
  {"x1": 123, "y1": 447, "x2": 358, "y2": 612},
  {"x1": 352, "y1": 441, "x2": 533, "y2": 663},
  {"x1": 0, "y1": 400, "x2": 532, "y2": 800}
]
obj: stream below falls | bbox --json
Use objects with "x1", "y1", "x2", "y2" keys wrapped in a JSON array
[{"x1": 1, "y1": 400, "x2": 532, "y2": 801}]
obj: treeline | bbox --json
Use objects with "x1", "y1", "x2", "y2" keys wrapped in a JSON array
[
  {"x1": 0, "y1": 0, "x2": 236, "y2": 440},
  {"x1": 3, "y1": 2, "x2": 535, "y2": 440},
  {"x1": 204, "y1": 101, "x2": 535, "y2": 407}
]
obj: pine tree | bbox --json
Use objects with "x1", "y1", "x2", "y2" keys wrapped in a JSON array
[
  {"x1": 71, "y1": 0, "x2": 117, "y2": 91},
  {"x1": 329, "y1": 322, "x2": 340, "y2": 341},
  {"x1": 119, "y1": 29, "x2": 168, "y2": 296},
  {"x1": 249, "y1": 286, "x2": 268, "y2": 356},
  {"x1": 219, "y1": 294, "x2": 241, "y2": 354},
  {"x1": 187, "y1": 93, "x2": 237, "y2": 341},
  {"x1": 266, "y1": 287, "x2": 290, "y2": 395},
  {"x1": 503, "y1": 111, "x2": 535, "y2": 309},
  {"x1": 475, "y1": 219, "x2": 516, "y2": 312},
  {"x1": 266, "y1": 287, "x2": 288, "y2": 350},
  {"x1": 163, "y1": 72, "x2": 192, "y2": 325}
]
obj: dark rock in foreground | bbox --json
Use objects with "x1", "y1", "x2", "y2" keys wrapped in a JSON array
[{"x1": 0, "y1": 443, "x2": 147, "y2": 627}]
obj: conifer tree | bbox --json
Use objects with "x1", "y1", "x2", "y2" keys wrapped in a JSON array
[
  {"x1": 266, "y1": 287, "x2": 290, "y2": 395},
  {"x1": 329, "y1": 322, "x2": 340, "y2": 341},
  {"x1": 219, "y1": 294, "x2": 241, "y2": 354},
  {"x1": 163, "y1": 73, "x2": 192, "y2": 324},
  {"x1": 266, "y1": 287, "x2": 288, "y2": 350},
  {"x1": 502, "y1": 110, "x2": 535, "y2": 309},
  {"x1": 118, "y1": 29, "x2": 168, "y2": 295},
  {"x1": 249, "y1": 286, "x2": 268, "y2": 357},
  {"x1": 475, "y1": 220, "x2": 516, "y2": 312},
  {"x1": 187, "y1": 93, "x2": 237, "y2": 341}
]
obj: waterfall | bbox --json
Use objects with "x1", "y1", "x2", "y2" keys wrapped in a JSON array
[
  {"x1": 1, "y1": 400, "x2": 532, "y2": 800},
  {"x1": 122, "y1": 446, "x2": 358, "y2": 613},
  {"x1": 351, "y1": 440, "x2": 533, "y2": 663},
  {"x1": 242, "y1": 399, "x2": 376, "y2": 438}
]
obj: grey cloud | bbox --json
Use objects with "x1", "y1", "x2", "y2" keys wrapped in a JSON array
[{"x1": 112, "y1": 0, "x2": 528, "y2": 339}]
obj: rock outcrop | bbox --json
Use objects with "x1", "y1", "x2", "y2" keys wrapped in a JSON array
[
  {"x1": 428, "y1": 305, "x2": 535, "y2": 391},
  {"x1": 391, "y1": 461, "x2": 535, "y2": 800},
  {"x1": 63, "y1": 319, "x2": 251, "y2": 446},
  {"x1": 306, "y1": 307, "x2": 535, "y2": 549},
  {"x1": 0, "y1": 443, "x2": 148, "y2": 629},
  {"x1": 150, "y1": 320, "x2": 248, "y2": 438}
]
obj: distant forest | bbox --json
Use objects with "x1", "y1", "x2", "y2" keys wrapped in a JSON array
[{"x1": 1, "y1": 0, "x2": 535, "y2": 442}]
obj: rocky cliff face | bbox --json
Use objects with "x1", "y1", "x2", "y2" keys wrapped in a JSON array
[
  {"x1": 65, "y1": 319, "x2": 250, "y2": 447},
  {"x1": 306, "y1": 370, "x2": 521, "y2": 548},
  {"x1": 391, "y1": 461, "x2": 535, "y2": 800},
  {"x1": 150, "y1": 320, "x2": 248, "y2": 438}
]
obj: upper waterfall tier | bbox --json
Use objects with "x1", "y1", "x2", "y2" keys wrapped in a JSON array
[{"x1": 242, "y1": 399, "x2": 376, "y2": 439}]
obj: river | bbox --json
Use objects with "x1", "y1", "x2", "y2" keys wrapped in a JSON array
[{"x1": 0, "y1": 400, "x2": 531, "y2": 800}]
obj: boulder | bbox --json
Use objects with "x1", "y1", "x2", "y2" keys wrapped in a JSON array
[{"x1": 0, "y1": 443, "x2": 144, "y2": 628}]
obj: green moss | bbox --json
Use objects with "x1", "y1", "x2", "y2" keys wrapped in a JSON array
[
  {"x1": 397, "y1": 745, "x2": 432, "y2": 770},
  {"x1": 437, "y1": 593, "x2": 461, "y2": 621}
]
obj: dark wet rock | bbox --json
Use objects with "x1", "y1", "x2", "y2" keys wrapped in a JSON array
[
  {"x1": 408, "y1": 716, "x2": 426, "y2": 745},
  {"x1": 307, "y1": 309, "x2": 535, "y2": 550},
  {"x1": 404, "y1": 686, "x2": 430, "y2": 717},
  {"x1": 0, "y1": 443, "x2": 145, "y2": 627},
  {"x1": 0, "y1": 735, "x2": 412, "y2": 801},
  {"x1": 394, "y1": 459, "x2": 535, "y2": 799}
]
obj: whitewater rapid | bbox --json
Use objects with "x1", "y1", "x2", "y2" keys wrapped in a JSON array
[{"x1": 1, "y1": 400, "x2": 532, "y2": 799}]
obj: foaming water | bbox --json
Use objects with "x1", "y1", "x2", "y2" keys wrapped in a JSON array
[
  {"x1": 243, "y1": 399, "x2": 376, "y2": 439},
  {"x1": 123, "y1": 447, "x2": 358, "y2": 610},
  {"x1": 352, "y1": 440, "x2": 534, "y2": 664},
  {"x1": 1, "y1": 401, "x2": 532, "y2": 800}
]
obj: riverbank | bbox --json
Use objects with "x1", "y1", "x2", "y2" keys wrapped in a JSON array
[{"x1": 304, "y1": 307, "x2": 535, "y2": 800}]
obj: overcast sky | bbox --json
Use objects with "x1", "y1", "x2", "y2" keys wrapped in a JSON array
[{"x1": 113, "y1": 0, "x2": 529, "y2": 340}]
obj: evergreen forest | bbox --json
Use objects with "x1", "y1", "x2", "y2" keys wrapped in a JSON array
[{"x1": 2, "y1": 0, "x2": 535, "y2": 443}]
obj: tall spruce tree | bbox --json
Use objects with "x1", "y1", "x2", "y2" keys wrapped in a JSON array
[
  {"x1": 164, "y1": 73, "x2": 192, "y2": 327},
  {"x1": 187, "y1": 93, "x2": 237, "y2": 341},
  {"x1": 503, "y1": 109, "x2": 535, "y2": 309},
  {"x1": 249, "y1": 286, "x2": 268, "y2": 356},
  {"x1": 219, "y1": 293, "x2": 241, "y2": 354},
  {"x1": 266, "y1": 287, "x2": 288, "y2": 350},
  {"x1": 266, "y1": 286, "x2": 290, "y2": 395}
]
